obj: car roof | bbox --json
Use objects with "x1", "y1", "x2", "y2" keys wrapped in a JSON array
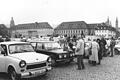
[{"x1": 0, "y1": 41, "x2": 30, "y2": 45}]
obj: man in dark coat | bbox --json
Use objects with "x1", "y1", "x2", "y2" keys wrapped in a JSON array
[
  {"x1": 96, "y1": 38, "x2": 102, "y2": 64},
  {"x1": 100, "y1": 37, "x2": 107, "y2": 57}
]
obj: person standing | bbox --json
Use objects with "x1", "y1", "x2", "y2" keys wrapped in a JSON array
[
  {"x1": 100, "y1": 37, "x2": 107, "y2": 57},
  {"x1": 96, "y1": 38, "x2": 102, "y2": 65},
  {"x1": 106, "y1": 38, "x2": 111, "y2": 56},
  {"x1": 110, "y1": 37, "x2": 116, "y2": 57},
  {"x1": 75, "y1": 36, "x2": 85, "y2": 70},
  {"x1": 89, "y1": 39, "x2": 99, "y2": 66}
]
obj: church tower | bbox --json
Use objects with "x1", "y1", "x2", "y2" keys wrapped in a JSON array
[
  {"x1": 116, "y1": 17, "x2": 118, "y2": 30},
  {"x1": 105, "y1": 17, "x2": 110, "y2": 26},
  {"x1": 10, "y1": 17, "x2": 15, "y2": 28}
]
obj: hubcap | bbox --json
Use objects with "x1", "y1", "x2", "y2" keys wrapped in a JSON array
[{"x1": 10, "y1": 71, "x2": 16, "y2": 80}]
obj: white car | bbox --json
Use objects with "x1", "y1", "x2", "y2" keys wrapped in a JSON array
[
  {"x1": 114, "y1": 42, "x2": 120, "y2": 55},
  {"x1": 0, "y1": 41, "x2": 52, "y2": 80}
]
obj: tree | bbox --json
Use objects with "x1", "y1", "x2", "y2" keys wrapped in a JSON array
[{"x1": 0, "y1": 24, "x2": 9, "y2": 37}]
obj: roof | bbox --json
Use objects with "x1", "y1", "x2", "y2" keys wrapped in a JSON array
[
  {"x1": 55, "y1": 21, "x2": 88, "y2": 30},
  {"x1": 11, "y1": 22, "x2": 53, "y2": 30},
  {"x1": 29, "y1": 40, "x2": 56, "y2": 43},
  {"x1": 88, "y1": 23, "x2": 116, "y2": 31},
  {"x1": 0, "y1": 41, "x2": 30, "y2": 45}
]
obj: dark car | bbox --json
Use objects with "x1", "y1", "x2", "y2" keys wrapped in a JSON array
[{"x1": 29, "y1": 41, "x2": 75, "y2": 66}]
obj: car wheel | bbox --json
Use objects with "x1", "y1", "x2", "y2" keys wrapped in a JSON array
[
  {"x1": 51, "y1": 58, "x2": 56, "y2": 67},
  {"x1": 8, "y1": 68, "x2": 20, "y2": 80},
  {"x1": 114, "y1": 49, "x2": 119, "y2": 55}
]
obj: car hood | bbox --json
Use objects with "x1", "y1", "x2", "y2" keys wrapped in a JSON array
[
  {"x1": 49, "y1": 49, "x2": 68, "y2": 54},
  {"x1": 9, "y1": 52, "x2": 49, "y2": 63}
]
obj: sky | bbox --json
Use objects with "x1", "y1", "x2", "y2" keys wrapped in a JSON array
[{"x1": 0, "y1": 0, "x2": 120, "y2": 28}]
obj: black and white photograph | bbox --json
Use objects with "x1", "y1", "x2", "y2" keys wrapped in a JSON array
[{"x1": 0, "y1": 0, "x2": 120, "y2": 80}]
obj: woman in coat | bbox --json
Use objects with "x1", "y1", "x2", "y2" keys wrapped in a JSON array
[{"x1": 89, "y1": 39, "x2": 99, "y2": 66}]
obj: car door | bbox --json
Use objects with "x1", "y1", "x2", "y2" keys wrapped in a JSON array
[{"x1": 0, "y1": 45, "x2": 6, "y2": 72}]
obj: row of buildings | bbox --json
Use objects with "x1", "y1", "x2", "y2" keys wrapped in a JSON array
[{"x1": 10, "y1": 17, "x2": 119, "y2": 39}]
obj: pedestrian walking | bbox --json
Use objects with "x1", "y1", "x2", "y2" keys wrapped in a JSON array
[
  {"x1": 89, "y1": 39, "x2": 99, "y2": 66},
  {"x1": 75, "y1": 36, "x2": 85, "y2": 70},
  {"x1": 109, "y1": 37, "x2": 116, "y2": 57}
]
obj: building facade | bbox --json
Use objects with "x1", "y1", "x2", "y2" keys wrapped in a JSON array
[
  {"x1": 94, "y1": 23, "x2": 116, "y2": 38},
  {"x1": 10, "y1": 18, "x2": 54, "y2": 38},
  {"x1": 54, "y1": 21, "x2": 90, "y2": 37},
  {"x1": 54, "y1": 21, "x2": 117, "y2": 38}
]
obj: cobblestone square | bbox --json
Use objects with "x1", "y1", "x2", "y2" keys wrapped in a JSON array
[{"x1": 1, "y1": 55, "x2": 120, "y2": 80}]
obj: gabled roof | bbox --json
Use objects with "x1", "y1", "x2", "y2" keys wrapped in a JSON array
[
  {"x1": 11, "y1": 22, "x2": 53, "y2": 30},
  {"x1": 55, "y1": 21, "x2": 88, "y2": 30},
  {"x1": 88, "y1": 23, "x2": 116, "y2": 31}
]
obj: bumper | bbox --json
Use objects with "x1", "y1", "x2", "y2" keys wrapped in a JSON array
[
  {"x1": 19, "y1": 67, "x2": 52, "y2": 78},
  {"x1": 56, "y1": 57, "x2": 74, "y2": 62}
]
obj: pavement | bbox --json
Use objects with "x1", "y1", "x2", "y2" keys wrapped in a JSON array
[{"x1": 1, "y1": 55, "x2": 120, "y2": 80}]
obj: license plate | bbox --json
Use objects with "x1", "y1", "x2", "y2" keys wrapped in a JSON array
[{"x1": 34, "y1": 69, "x2": 46, "y2": 74}]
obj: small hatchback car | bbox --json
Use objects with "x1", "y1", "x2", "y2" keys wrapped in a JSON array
[
  {"x1": 30, "y1": 41, "x2": 75, "y2": 66},
  {"x1": 114, "y1": 42, "x2": 120, "y2": 55},
  {"x1": 0, "y1": 41, "x2": 52, "y2": 80}
]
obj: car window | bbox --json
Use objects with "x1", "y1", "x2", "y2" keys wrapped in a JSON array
[
  {"x1": 44, "y1": 42, "x2": 61, "y2": 50},
  {"x1": 31, "y1": 43, "x2": 36, "y2": 47},
  {"x1": 9, "y1": 44, "x2": 35, "y2": 54},
  {"x1": 1, "y1": 45, "x2": 7, "y2": 54},
  {"x1": 36, "y1": 43, "x2": 45, "y2": 50},
  {"x1": 0, "y1": 46, "x2": 5, "y2": 55}
]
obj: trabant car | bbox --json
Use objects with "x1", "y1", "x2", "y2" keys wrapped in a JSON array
[
  {"x1": 0, "y1": 41, "x2": 52, "y2": 80},
  {"x1": 114, "y1": 42, "x2": 120, "y2": 55},
  {"x1": 29, "y1": 41, "x2": 75, "y2": 66}
]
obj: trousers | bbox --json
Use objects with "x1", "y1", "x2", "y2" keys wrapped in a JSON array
[{"x1": 76, "y1": 55, "x2": 85, "y2": 69}]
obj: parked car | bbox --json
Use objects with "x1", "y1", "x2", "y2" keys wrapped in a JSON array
[
  {"x1": 0, "y1": 41, "x2": 52, "y2": 80},
  {"x1": 114, "y1": 42, "x2": 120, "y2": 55},
  {"x1": 29, "y1": 41, "x2": 75, "y2": 66}
]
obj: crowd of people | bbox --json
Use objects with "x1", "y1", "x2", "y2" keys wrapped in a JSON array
[{"x1": 58, "y1": 35, "x2": 116, "y2": 70}]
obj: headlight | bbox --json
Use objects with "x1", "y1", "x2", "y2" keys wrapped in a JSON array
[
  {"x1": 64, "y1": 55, "x2": 67, "y2": 58},
  {"x1": 59, "y1": 55, "x2": 62, "y2": 58},
  {"x1": 19, "y1": 60, "x2": 26, "y2": 68},
  {"x1": 47, "y1": 57, "x2": 52, "y2": 63}
]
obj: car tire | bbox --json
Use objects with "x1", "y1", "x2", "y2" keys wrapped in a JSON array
[
  {"x1": 114, "y1": 49, "x2": 119, "y2": 55},
  {"x1": 51, "y1": 58, "x2": 56, "y2": 67},
  {"x1": 8, "y1": 68, "x2": 20, "y2": 80}
]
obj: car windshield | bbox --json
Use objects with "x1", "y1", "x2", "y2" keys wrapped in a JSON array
[
  {"x1": 37, "y1": 42, "x2": 61, "y2": 50},
  {"x1": 9, "y1": 44, "x2": 35, "y2": 54}
]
